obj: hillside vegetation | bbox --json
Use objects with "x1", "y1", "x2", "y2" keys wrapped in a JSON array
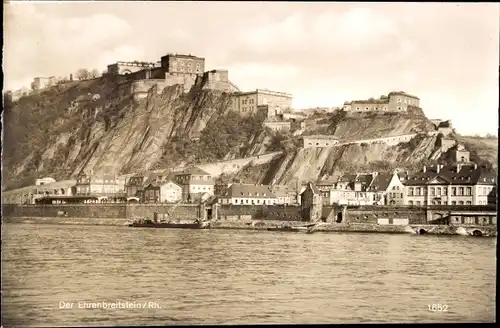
[{"x1": 3, "y1": 77, "x2": 270, "y2": 190}]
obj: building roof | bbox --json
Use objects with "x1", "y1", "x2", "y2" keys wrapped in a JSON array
[
  {"x1": 355, "y1": 173, "x2": 375, "y2": 185},
  {"x1": 222, "y1": 184, "x2": 277, "y2": 199},
  {"x1": 338, "y1": 174, "x2": 358, "y2": 183},
  {"x1": 403, "y1": 164, "x2": 496, "y2": 186},
  {"x1": 145, "y1": 180, "x2": 181, "y2": 189},
  {"x1": 438, "y1": 120, "x2": 452, "y2": 128},
  {"x1": 368, "y1": 173, "x2": 393, "y2": 192}
]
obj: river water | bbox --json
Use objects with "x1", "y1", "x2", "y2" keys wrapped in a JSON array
[{"x1": 1, "y1": 223, "x2": 496, "y2": 326}]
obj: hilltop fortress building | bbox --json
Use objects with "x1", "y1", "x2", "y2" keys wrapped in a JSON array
[
  {"x1": 342, "y1": 91, "x2": 420, "y2": 112},
  {"x1": 106, "y1": 52, "x2": 293, "y2": 116}
]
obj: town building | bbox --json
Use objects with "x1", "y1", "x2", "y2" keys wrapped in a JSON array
[
  {"x1": 263, "y1": 119, "x2": 291, "y2": 132},
  {"x1": 269, "y1": 185, "x2": 299, "y2": 205},
  {"x1": 174, "y1": 167, "x2": 214, "y2": 202},
  {"x1": 31, "y1": 76, "x2": 57, "y2": 90},
  {"x1": 403, "y1": 163, "x2": 497, "y2": 206},
  {"x1": 35, "y1": 177, "x2": 56, "y2": 186},
  {"x1": 300, "y1": 182, "x2": 323, "y2": 221},
  {"x1": 316, "y1": 173, "x2": 377, "y2": 205},
  {"x1": 342, "y1": 91, "x2": 420, "y2": 112},
  {"x1": 367, "y1": 170, "x2": 406, "y2": 205},
  {"x1": 452, "y1": 144, "x2": 470, "y2": 163},
  {"x1": 73, "y1": 172, "x2": 121, "y2": 196},
  {"x1": 107, "y1": 61, "x2": 160, "y2": 76},
  {"x1": 143, "y1": 180, "x2": 182, "y2": 203},
  {"x1": 218, "y1": 183, "x2": 278, "y2": 205},
  {"x1": 230, "y1": 89, "x2": 293, "y2": 117},
  {"x1": 125, "y1": 174, "x2": 148, "y2": 200},
  {"x1": 303, "y1": 135, "x2": 340, "y2": 148}
]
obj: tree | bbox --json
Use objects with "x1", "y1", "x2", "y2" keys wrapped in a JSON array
[
  {"x1": 89, "y1": 69, "x2": 101, "y2": 79},
  {"x1": 75, "y1": 69, "x2": 92, "y2": 80}
]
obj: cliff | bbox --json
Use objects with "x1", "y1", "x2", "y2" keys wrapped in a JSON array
[
  {"x1": 3, "y1": 76, "x2": 267, "y2": 190},
  {"x1": 3, "y1": 77, "x2": 496, "y2": 192}
]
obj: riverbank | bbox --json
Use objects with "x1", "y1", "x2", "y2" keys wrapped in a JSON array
[{"x1": 2, "y1": 217, "x2": 496, "y2": 236}]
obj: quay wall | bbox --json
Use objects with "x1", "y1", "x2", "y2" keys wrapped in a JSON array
[
  {"x1": 1, "y1": 204, "x2": 127, "y2": 219},
  {"x1": 2, "y1": 204, "x2": 200, "y2": 220},
  {"x1": 217, "y1": 205, "x2": 303, "y2": 221}
]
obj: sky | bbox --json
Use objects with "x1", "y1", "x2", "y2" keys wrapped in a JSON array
[{"x1": 3, "y1": 1, "x2": 499, "y2": 136}]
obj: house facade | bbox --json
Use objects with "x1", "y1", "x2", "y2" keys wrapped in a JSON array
[
  {"x1": 368, "y1": 171, "x2": 406, "y2": 205},
  {"x1": 342, "y1": 91, "x2": 420, "y2": 112},
  {"x1": 269, "y1": 185, "x2": 299, "y2": 205},
  {"x1": 403, "y1": 164, "x2": 497, "y2": 206},
  {"x1": 174, "y1": 167, "x2": 214, "y2": 202},
  {"x1": 74, "y1": 173, "x2": 121, "y2": 196},
  {"x1": 300, "y1": 182, "x2": 323, "y2": 221},
  {"x1": 143, "y1": 181, "x2": 182, "y2": 203},
  {"x1": 218, "y1": 184, "x2": 278, "y2": 205}
]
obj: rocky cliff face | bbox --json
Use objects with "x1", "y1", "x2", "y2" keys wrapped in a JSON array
[
  {"x1": 3, "y1": 77, "x2": 263, "y2": 190},
  {"x1": 3, "y1": 77, "x2": 496, "y2": 192}
]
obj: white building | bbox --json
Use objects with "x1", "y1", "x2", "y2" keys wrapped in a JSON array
[
  {"x1": 218, "y1": 183, "x2": 278, "y2": 205},
  {"x1": 35, "y1": 177, "x2": 56, "y2": 186}
]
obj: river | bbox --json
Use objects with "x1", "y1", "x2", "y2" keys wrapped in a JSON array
[{"x1": 1, "y1": 223, "x2": 496, "y2": 325}]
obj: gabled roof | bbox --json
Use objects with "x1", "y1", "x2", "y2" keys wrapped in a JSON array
[
  {"x1": 403, "y1": 164, "x2": 496, "y2": 186},
  {"x1": 338, "y1": 174, "x2": 357, "y2": 183},
  {"x1": 222, "y1": 184, "x2": 277, "y2": 199},
  {"x1": 368, "y1": 173, "x2": 393, "y2": 192},
  {"x1": 144, "y1": 180, "x2": 181, "y2": 189}
]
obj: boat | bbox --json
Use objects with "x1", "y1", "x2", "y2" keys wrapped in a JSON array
[
  {"x1": 267, "y1": 225, "x2": 310, "y2": 233},
  {"x1": 128, "y1": 217, "x2": 210, "y2": 229}
]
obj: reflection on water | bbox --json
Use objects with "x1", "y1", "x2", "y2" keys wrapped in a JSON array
[{"x1": 1, "y1": 223, "x2": 496, "y2": 326}]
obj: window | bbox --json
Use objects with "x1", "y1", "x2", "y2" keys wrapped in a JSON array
[
  {"x1": 416, "y1": 201, "x2": 421, "y2": 205},
  {"x1": 451, "y1": 187, "x2": 456, "y2": 196},
  {"x1": 416, "y1": 187, "x2": 421, "y2": 196},
  {"x1": 234, "y1": 199, "x2": 238, "y2": 204},
  {"x1": 408, "y1": 187, "x2": 414, "y2": 196},
  {"x1": 459, "y1": 187, "x2": 464, "y2": 196},
  {"x1": 437, "y1": 188, "x2": 441, "y2": 196},
  {"x1": 397, "y1": 98, "x2": 401, "y2": 103},
  {"x1": 459, "y1": 201, "x2": 464, "y2": 205},
  {"x1": 408, "y1": 201, "x2": 413, "y2": 205},
  {"x1": 466, "y1": 187, "x2": 472, "y2": 196},
  {"x1": 430, "y1": 187, "x2": 435, "y2": 196},
  {"x1": 452, "y1": 201, "x2": 456, "y2": 205},
  {"x1": 466, "y1": 201, "x2": 471, "y2": 205},
  {"x1": 397, "y1": 107, "x2": 402, "y2": 110}
]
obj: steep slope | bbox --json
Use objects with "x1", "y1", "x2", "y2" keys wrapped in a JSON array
[
  {"x1": 3, "y1": 77, "x2": 266, "y2": 190},
  {"x1": 303, "y1": 107, "x2": 434, "y2": 141}
]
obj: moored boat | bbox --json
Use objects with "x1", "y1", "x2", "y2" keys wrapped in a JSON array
[
  {"x1": 267, "y1": 225, "x2": 310, "y2": 233},
  {"x1": 128, "y1": 217, "x2": 209, "y2": 229}
]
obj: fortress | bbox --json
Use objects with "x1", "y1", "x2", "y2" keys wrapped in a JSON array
[
  {"x1": 106, "y1": 53, "x2": 293, "y2": 117},
  {"x1": 342, "y1": 91, "x2": 420, "y2": 112}
]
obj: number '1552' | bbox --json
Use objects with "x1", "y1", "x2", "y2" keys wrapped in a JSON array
[{"x1": 428, "y1": 304, "x2": 448, "y2": 312}]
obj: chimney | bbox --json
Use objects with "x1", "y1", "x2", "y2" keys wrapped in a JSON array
[
  {"x1": 437, "y1": 165, "x2": 440, "y2": 173},
  {"x1": 474, "y1": 163, "x2": 477, "y2": 170},
  {"x1": 457, "y1": 164, "x2": 461, "y2": 172},
  {"x1": 70, "y1": 73, "x2": 73, "y2": 81},
  {"x1": 423, "y1": 166, "x2": 426, "y2": 173}
]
